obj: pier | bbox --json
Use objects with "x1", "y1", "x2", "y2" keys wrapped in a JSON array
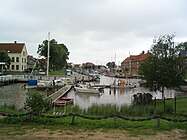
[
  {"x1": 47, "y1": 85, "x2": 72, "y2": 103},
  {"x1": 0, "y1": 75, "x2": 28, "y2": 86}
]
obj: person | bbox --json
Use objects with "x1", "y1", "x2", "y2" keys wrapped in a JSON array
[{"x1": 22, "y1": 84, "x2": 27, "y2": 89}]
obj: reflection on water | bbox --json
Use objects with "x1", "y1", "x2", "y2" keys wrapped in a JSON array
[{"x1": 0, "y1": 76, "x2": 179, "y2": 109}]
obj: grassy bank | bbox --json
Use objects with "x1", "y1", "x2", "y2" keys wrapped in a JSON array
[{"x1": 0, "y1": 97, "x2": 187, "y2": 136}]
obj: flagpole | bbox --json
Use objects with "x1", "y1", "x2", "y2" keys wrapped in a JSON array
[{"x1": 47, "y1": 32, "x2": 50, "y2": 78}]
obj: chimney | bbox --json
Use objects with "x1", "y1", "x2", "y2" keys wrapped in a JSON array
[{"x1": 14, "y1": 41, "x2": 17, "y2": 44}]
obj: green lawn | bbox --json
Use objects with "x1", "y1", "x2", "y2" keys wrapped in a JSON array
[{"x1": 0, "y1": 97, "x2": 186, "y2": 136}]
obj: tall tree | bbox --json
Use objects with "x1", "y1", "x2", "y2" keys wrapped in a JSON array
[
  {"x1": 140, "y1": 34, "x2": 185, "y2": 99},
  {"x1": 37, "y1": 39, "x2": 69, "y2": 70},
  {"x1": 0, "y1": 51, "x2": 11, "y2": 71}
]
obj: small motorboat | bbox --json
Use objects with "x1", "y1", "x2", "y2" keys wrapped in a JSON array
[
  {"x1": 54, "y1": 97, "x2": 74, "y2": 106},
  {"x1": 74, "y1": 84, "x2": 100, "y2": 94},
  {"x1": 110, "y1": 79, "x2": 137, "y2": 89}
]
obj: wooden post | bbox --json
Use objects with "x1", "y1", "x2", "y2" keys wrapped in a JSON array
[
  {"x1": 71, "y1": 115, "x2": 75, "y2": 125},
  {"x1": 157, "y1": 117, "x2": 160, "y2": 127},
  {"x1": 114, "y1": 116, "x2": 117, "y2": 127},
  {"x1": 154, "y1": 97, "x2": 156, "y2": 112},
  {"x1": 174, "y1": 96, "x2": 176, "y2": 116},
  {"x1": 164, "y1": 97, "x2": 166, "y2": 112}
]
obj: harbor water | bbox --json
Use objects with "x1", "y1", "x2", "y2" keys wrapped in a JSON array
[{"x1": 0, "y1": 75, "x2": 179, "y2": 109}]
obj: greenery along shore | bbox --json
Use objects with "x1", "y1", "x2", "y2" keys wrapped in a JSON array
[{"x1": 0, "y1": 97, "x2": 186, "y2": 135}]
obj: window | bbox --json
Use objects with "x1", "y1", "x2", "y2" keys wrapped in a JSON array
[
  {"x1": 12, "y1": 57, "x2": 15, "y2": 62},
  {"x1": 25, "y1": 58, "x2": 26, "y2": 63},
  {"x1": 12, "y1": 65, "x2": 14, "y2": 70},
  {"x1": 22, "y1": 58, "x2": 24, "y2": 63},
  {"x1": 16, "y1": 65, "x2": 19, "y2": 70},
  {"x1": 16, "y1": 57, "x2": 19, "y2": 62},
  {"x1": 23, "y1": 51, "x2": 25, "y2": 56}
]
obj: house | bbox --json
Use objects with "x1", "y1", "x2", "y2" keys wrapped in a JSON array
[
  {"x1": 0, "y1": 41, "x2": 28, "y2": 73},
  {"x1": 121, "y1": 51, "x2": 149, "y2": 73},
  {"x1": 179, "y1": 49, "x2": 187, "y2": 71}
]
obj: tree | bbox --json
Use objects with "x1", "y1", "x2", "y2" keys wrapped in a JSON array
[
  {"x1": 0, "y1": 51, "x2": 11, "y2": 71},
  {"x1": 37, "y1": 39, "x2": 69, "y2": 71},
  {"x1": 140, "y1": 34, "x2": 185, "y2": 99},
  {"x1": 24, "y1": 92, "x2": 51, "y2": 120},
  {"x1": 106, "y1": 62, "x2": 116, "y2": 69}
]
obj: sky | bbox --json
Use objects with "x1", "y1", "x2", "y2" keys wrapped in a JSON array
[{"x1": 1, "y1": 0, "x2": 187, "y2": 65}]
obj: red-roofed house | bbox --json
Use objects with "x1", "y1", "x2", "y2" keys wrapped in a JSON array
[
  {"x1": 121, "y1": 51, "x2": 149, "y2": 73},
  {"x1": 0, "y1": 41, "x2": 28, "y2": 72}
]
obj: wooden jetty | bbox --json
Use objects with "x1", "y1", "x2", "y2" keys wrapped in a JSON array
[{"x1": 47, "y1": 85, "x2": 72, "y2": 103}]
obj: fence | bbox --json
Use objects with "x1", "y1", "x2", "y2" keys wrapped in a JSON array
[{"x1": 0, "y1": 112, "x2": 187, "y2": 127}]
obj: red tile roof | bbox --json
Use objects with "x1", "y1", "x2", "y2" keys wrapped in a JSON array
[
  {"x1": 0, "y1": 43, "x2": 25, "y2": 53},
  {"x1": 122, "y1": 53, "x2": 149, "y2": 63}
]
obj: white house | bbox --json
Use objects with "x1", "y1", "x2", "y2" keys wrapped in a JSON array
[{"x1": 0, "y1": 41, "x2": 28, "y2": 72}]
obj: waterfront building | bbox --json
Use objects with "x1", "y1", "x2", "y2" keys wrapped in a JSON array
[
  {"x1": 0, "y1": 41, "x2": 28, "y2": 73},
  {"x1": 121, "y1": 51, "x2": 149, "y2": 73}
]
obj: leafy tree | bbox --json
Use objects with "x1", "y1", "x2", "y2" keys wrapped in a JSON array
[
  {"x1": 24, "y1": 92, "x2": 51, "y2": 120},
  {"x1": 140, "y1": 34, "x2": 185, "y2": 99},
  {"x1": 37, "y1": 39, "x2": 69, "y2": 71},
  {"x1": 0, "y1": 51, "x2": 11, "y2": 71},
  {"x1": 106, "y1": 62, "x2": 116, "y2": 69}
]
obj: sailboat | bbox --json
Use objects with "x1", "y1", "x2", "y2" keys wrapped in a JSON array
[{"x1": 25, "y1": 32, "x2": 52, "y2": 89}]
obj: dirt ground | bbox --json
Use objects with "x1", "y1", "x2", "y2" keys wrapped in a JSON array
[{"x1": 0, "y1": 129, "x2": 186, "y2": 140}]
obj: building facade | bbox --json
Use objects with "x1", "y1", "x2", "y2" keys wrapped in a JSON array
[
  {"x1": 0, "y1": 41, "x2": 28, "y2": 72},
  {"x1": 121, "y1": 52, "x2": 149, "y2": 73}
]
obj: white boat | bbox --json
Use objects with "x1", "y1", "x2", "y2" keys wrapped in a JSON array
[
  {"x1": 60, "y1": 77, "x2": 74, "y2": 85},
  {"x1": 74, "y1": 84, "x2": 100, "y2": 94},
  {"x1": 110, "y1": 79, "x2": 137, "y2": 89},
  {"x1": 53, "y1": 79, "x2": 65, "y2": 87},
  {"x1": 24, "y1": 79, "x2": 52, "y2": 89}
]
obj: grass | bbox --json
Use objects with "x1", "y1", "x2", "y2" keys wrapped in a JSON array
[
  {"x1": 46, "y1": 97, "x2": 187, "y2": 117},
  {"x1": 0, "y1": 97, "x2": 186, "y2": 136},
  {"x1": 0, "y1": 104, "x2": 25, "y2": 114},
  {"x1": 49, "y1": 70, "x2": 66, "y2": 76},
  {"x1": 0, "y1": 115, "x2": 186, "y2": 136}
]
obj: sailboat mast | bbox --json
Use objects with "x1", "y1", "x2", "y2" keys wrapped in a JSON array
[{"x1": 47, "y1": 32, "x2": 50, "y2": 78}]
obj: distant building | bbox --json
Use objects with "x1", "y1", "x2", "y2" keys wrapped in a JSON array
[
  {"x1": 0, "y1": 41, "x2": 28, "y2": 73},
  {"x1": 179, "y1": 48, "x2": 187, "y2": 71},
  {"x1": 121, "y1": 51, "x2": 149, "y2": 73},
  {"x1": 82, "y1": 62, "x2": 95, "y2": 69}
]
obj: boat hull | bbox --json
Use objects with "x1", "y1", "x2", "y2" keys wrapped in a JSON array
[{"x1": 75, "y1": 87, "x2": 100, "y2": 94}]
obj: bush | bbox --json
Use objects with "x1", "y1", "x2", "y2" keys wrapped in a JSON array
[{"x1": 24, "y1": 92, "x2": 51, "y2": 116}]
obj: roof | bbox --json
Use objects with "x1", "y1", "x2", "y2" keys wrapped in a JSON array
[
  {"x1": 122, "y1": 53, "x2": 149, "y2": 64},
  {"x1": 0, "y1": 42, "x2": 25, "y2": 53}
]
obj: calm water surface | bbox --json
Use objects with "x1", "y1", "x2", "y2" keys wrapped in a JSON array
[{"x1": 0, "y1": 75, "x2": 177, "y2": 109}]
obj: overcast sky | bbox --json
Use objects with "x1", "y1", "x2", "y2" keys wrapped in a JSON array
[{"x1": 1, "y1": 0, "x2": 187, "y2": 65}]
